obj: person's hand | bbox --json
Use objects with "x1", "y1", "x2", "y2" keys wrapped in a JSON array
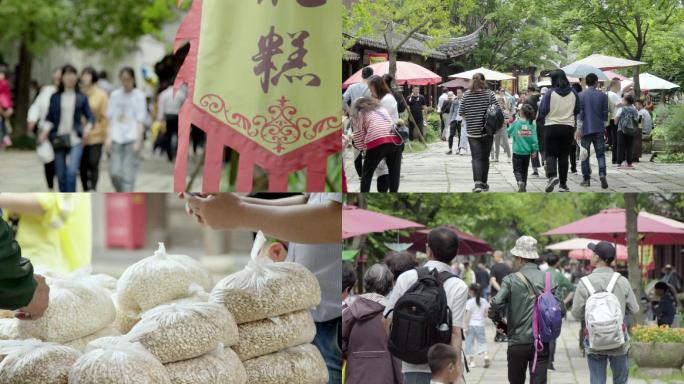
[
  {"x1": 575, "y1": 130, "x2": 582, "y2": 141},
  {"x1": 15, "y1": 274, "x2": 49, "y2": 320},
  {"x1": 532, "y1": 153, "x2": 538, "y2": 159},
  {"x1": 38, "y1": 130, "x2": 50, "y2": 144},
  {"x1": 105, "y1": 138, "x2": 112, "y2": 154},
  {"x1": 184, "y1": 193, "x2": 244, "y2": 230}
]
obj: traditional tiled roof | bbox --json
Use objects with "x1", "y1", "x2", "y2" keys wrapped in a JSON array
[
  {"x1": 343, "y1": 50, "x2": 361, "y2": 61},
  {"x1": 344, "y1": 24, "x2": 485, "y2": 60}
]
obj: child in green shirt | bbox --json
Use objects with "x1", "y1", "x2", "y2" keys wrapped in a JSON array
[{"x1": 507, "y1": 104, "x2": 539, "y2": 192}]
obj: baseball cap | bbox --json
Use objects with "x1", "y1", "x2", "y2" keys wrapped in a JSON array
[{"x1": 588, "y1": 241, "x2": 616, "y2": 262}]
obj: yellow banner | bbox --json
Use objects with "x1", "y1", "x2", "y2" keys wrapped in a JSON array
[{"x1": 193, "y1": 0, "x2": 341, "y2": 155}]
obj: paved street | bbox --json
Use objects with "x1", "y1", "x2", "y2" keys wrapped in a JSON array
[
  {"x1": 0, "y1": 146, "x2": 205, "y2": 192},
  {"x1": 345, "y1": 140, "x2": 684, "y2": 193},
  {"x1": 467, "y1": 317, "x2": 662, "y2": 384}
]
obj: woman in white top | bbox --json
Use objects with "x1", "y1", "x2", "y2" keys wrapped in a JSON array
[
  {"x1": 106, "y1": 67, "x2": 147, "y2": 192},
  {"x1": 368, "y1": 75, "x2": 400, "y2": 193},
  {"x1": 28, "y1": 67, "x2": 62, "y2": 190},
  {"x1": 464, "y1": 283, "x2": 490, "y2": 368}
]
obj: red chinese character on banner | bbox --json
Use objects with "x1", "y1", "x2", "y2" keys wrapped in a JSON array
[
  {"x1": 257, "y1": 0, "x2": 326, "y2": 6},
  {"x1": 252, "y1": 27, "x2": 321, "y2": 94}
]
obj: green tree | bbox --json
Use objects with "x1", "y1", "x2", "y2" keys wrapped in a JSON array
[
  {"x1": 557, "y1": 0, "x2": 683, "y2": 95},
  {"x1": 624, "y1": 193, "x2": 644, "y2": 325},
  {"x1": 0, "y1": 0, "x2": 179, "y2": 137}
]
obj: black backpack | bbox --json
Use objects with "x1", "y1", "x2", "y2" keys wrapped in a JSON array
[
  {"x1": 483, "y1": 99, "x2": 504, "y2": 136},
  {"x1": 387, "y1": 267, "x2": 455, "y2": 364}
]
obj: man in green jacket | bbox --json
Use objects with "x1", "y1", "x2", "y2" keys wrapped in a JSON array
[
  {"x1": 488, "y1": 236, "x2": 565, "y2": 384},
  {"x1": 0, "y1": 213, "x2": 49, "y2": 319},
  {"x1": 571, "y1": 241, "x2": 639, "y2": 384}
]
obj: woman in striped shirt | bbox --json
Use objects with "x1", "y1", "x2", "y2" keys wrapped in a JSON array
[
  {"x1": 459, "y1": 73, "x2": 498, "y2": 192},
  {"x1": 351, "y1": 97, "x2": 403, "y2": 192}
]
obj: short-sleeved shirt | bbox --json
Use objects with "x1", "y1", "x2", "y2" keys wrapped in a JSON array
[
  {"x1": 106, "y1": 88, "x2": 147, "y2": 144},
  {"x1": 384, "y1": 260, "x2": 468, "y2": 373},
  {"x1": 465, "y1": 297, "x2": 490, "y2": 327},
  {"x1": 490, "y1": 262, "x2": 512, "y2": 296},
  {"x1": 343, "y1": 82, "x2": 371, "y2": 107},
  {"x1": 286, "y1": 193, "x2": 342, "y2": 323},
  {"x1": 638, "y1": 109, "x2": 653, "y2": 134},
  {"x1": 407, "y1": 94, "x2": 426, "y2": 116}
]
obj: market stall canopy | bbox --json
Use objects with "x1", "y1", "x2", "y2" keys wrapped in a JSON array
[
  {"x1": 544, "y1": 208, "x2": 684, "y2": 245},
  {"x1": 449, "y1": 67, "x2": 515, "y2": 81},
  {"x1": 621, "y1": 73, "x2": 680, "y2": 91},
  {"x1": 569, "y1": 246, "x2": 628, "y2": 261},
  {"x1": 571, "y1": 54, "x2": 647, "y2": 70},
  {"x1": 343, "y1": 61, "x2": 442, "y2": 88},
  {"x1": 342, "y1": 205, "x2": 424, "y2": 239},
  {"x1": 561, "y1": 63, "x2": 608, "y2": 81},
  {"x1": 405, "y1": 225, "x2": 493, "y2": 256},
  {"x1": 440, "y1": 78, "x2": 470, "y2": 89}
]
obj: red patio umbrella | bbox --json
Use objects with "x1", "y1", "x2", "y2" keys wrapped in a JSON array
[
  {"x1": 544, "y1": 208, "x2": 684, "y2": 245},
  {"x1": 440, "y1": 78, "x2": 470, "y2": 89},
  {"x1": 405, "y1": 225, "x2": 493, "y2": 256},
  {"x1": 342, "y1": 205, "x2": 424, "y2": 239},
  {"x1": 343, "y1": 61, "x2": 443, "y2": 88}
]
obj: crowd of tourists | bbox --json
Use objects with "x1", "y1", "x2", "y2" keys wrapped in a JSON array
[
  {"x1": 0, "y1": 62, "x2": 198, "y2": 192},
  {"x1": 342, "y1": 227, "x2": 681, "y2": 384},
  {"x1": 343, "y1": 66, "x2": 668, "y2": 193}
]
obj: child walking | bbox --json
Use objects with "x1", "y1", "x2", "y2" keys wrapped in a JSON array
[
  {"x1": 507, "y1": 104, "x2": 539, "y2": 192},
  {"x1": 464, "y1": 283, "x2": 490, "y2": 368},
  {"x1": 0, "y1": 65, "x2": 14, "y2": 149}
]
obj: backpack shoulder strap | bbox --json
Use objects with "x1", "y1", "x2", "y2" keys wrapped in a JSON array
[
  {"x1": 437, "y1": 270, "x2": 456, "y2": 284},
  {"x1": 416, "y1": 267, "x2": 430, "y2": 279},
  {"x1": 606, "y1": 272, "x2": 621, "y2": 294},
  {"x1": 544, "y1": 272, "x2": 552, "y2": 293},
  {"x1": 581, "y1": 276, "x2": 596, "y2": 295},
  {"x1": 516, "y1": 272, "x2": 536, "y2": 298}
]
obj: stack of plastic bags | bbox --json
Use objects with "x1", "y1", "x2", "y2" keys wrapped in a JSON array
[{"x1": 210, "y1": 232, "x2": 328, "y2": 384}]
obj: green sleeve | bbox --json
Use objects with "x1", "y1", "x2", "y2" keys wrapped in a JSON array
[
  {"x1": 0, "y1": 218, "x2": 37, "y2": 310},
  {"x1": 489, "y1": 275, "x2": 511, "y2": 321},
  {"x1": 507, "y1": 121, "x2": 516, "y2": 138},
  {"x1": 571, "y1": 280, "x2": 587, "y2": 320},
  {"x1": 531, "y1": 123, "x2": 539, "y2": 152}
]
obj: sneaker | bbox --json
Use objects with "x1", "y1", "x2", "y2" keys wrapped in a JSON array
[
  {"x1": 473, "y1": 183, "x2": 483, "y2": 193},
  {"x1": 445, "y1": 150, "x2": 453, "y2": 155},
  {"x1": 559, "y1": 184, "x2": 570, "y2": 192},
  {"x1": 545, "y1": 177, "x2": 560, "y2": 193},
  {"x1": 481, "y1": 183, "x2": 490, "y2": 192},
  {"x1": 571, "y1": 169, "x2": 578, "y2": 174},
  {"x1": 532, "y1": 169, "x2": 539, "y2": 177},
  {"x1": 484, "y1": 357, "x2": 490, "y2": 368},
  {"x1": 548, "y1": 363, "x2": 556, "y2": 371},
  {"x1": 627, "y1": 164, "x2": 635, "y2": 169},
  {"x1": 600, "y1": 176, "x2": 609, "y2": 189},
  {"x1": 517, "y1": 181, "x2": 526, "y2": 192},
  {"x1": 580, "y1": 179, "x2": 591, "y2": 187}
]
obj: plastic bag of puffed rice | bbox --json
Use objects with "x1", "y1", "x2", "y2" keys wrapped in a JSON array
[
  {"x1": 165, "y1": 343, "x2": 247, "y2": 384},
  {"x1": 0, "y1": 319, "x2": 23, "y2": 341},
  {"x1": 233, "y1": 309, "x2": 316, "y2": 361},
  {"x1": 243, "y1": 344, "x2": 328, "y2": 384},
  {"x1": 64, "y1": 325, "x2": 122, "y2": 353},
  {"x1": 130, "y1": 301, "x2": 237, "y2": 363},
  {"x1": 116, "y1": 243, "x2": 214, "y2": 313},
  {"x1": 210, "y1": 232, "x2": 321, "y2": 324},
  {"x1": 69, "y1": 323, "x2": 171, "y2": 384},
  {"x1": 15, "y1": 268, "x2": 115, "y2": 343},
  {"x1": 0, "y1": 339, "x2": 81, "y2": 384}
]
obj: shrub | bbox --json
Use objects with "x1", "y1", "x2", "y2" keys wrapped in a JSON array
[
  {"x1": 652, "y1": 105, "x2": 684, "y2": 154},
  {"x1": 631, "y1": 325, "x2": 684, "y2": 343}
]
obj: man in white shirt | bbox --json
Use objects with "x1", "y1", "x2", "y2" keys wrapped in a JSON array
[
  {"x1": 606, "y1": 79, "x2": 623, "y2": 164},
  {"x1": 384, "y1": 227, "x2": 468, "y2": 384},
  {"x1": 437, "y1": 87, "x2": 449, "y2": 136}
]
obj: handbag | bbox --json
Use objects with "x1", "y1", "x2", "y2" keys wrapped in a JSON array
[{"x1": 51, "y1": 134, "x2": 72, "y2": 150}]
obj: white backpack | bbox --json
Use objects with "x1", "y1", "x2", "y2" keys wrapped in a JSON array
[{"x1": 581, "y1": 272, "x2": 626, "y2": 351}]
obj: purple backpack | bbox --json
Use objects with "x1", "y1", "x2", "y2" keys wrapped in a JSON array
[{"x1": 517, "y1": 272, "x2": 563, "y2": 372}]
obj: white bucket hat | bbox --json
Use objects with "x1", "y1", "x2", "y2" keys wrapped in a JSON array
[{"x1": 510, "y1": 236, "x2": 539, "y2": 260}]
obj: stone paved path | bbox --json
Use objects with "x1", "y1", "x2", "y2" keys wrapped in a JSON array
[
  {"x1": 344, "y1": 140, "x2": 684, "y2": 193},
  {"x1": 0, "y1": 146, "x2": 204, "y2": 192}
]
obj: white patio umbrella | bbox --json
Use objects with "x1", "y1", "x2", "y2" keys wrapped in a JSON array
[
  {"x1": 571, "y1": 54, "x2": 647, "y2": 70},
  {"x1": 546, "y1": 237, "x2": 608, "y2": 251},
  {"x1": 621, "y1": 73, "x2": 680, "y2": 91},
  {"x1": 561, "y1": 63, "x2": 609, "y2": 81},
  {"x1": 449, "y1": 67, "x2": 515, "y2": 81}
]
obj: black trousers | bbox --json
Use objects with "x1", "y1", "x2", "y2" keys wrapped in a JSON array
[
  {"x1": 80, "y1": 144, "x2": 103, "y2": 191},
  {"x1": 513, "y1": 154, "x2": 531, "y2": 184},
  {"x1": 507, "y1": 343, "x2": 550, "y2": 384},
  {"x1": 164, "y1": 115, "x2": 179, "y2": 162},
  {"x1": 617, "y1": 131, "x2": 635, "y2": 165},
  {"x1": 448, "y1": 120, "x2": 462, "y2": 150},
  {"x1": 544, "y1": 124, "x2": 575, "y2": 185},
  {"x1": 190, "y1": 125, "x2": 206, "y2": 154},
  {"x1": 360, "y1": 143, "x2": 403, "y2": 192},
  {"x1": 409, "y1": 113, "x2": 424, "y2": 140},
  {"x1": 607, "y1": 120, "x2": 618, "y2": 164},
  {"x1": 468, "y1": 135, "x2": 494, "y2": 184},
  {"x1": 569, "y1": 142, "x2": 577, "y2": 172},
  {"x1": 44, "y1": 161, "x2": 56, "y2": 190}
]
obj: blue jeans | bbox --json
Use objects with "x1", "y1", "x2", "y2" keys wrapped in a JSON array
[
  {"x1": 465, "y1": 325, "x2": 488, "y2": 356},
  {"x1": 587, "y1": 353, "x2": 629, "y2": 384},
  {"x1": 313, "y1": 318, "x2": 342, "y2": 384},
  {"x1": 581, "y1": 132, "x2": 607, "y2": 180},
  {"x1": 110, "y1": 142, "x2": 140, "y2": 192},
  {"x1": 403, "y1": 372, "x2": 431, "y2": 384},
  {"x1": 54, "y1": 144, "x2": 83, "y2": 192}
]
